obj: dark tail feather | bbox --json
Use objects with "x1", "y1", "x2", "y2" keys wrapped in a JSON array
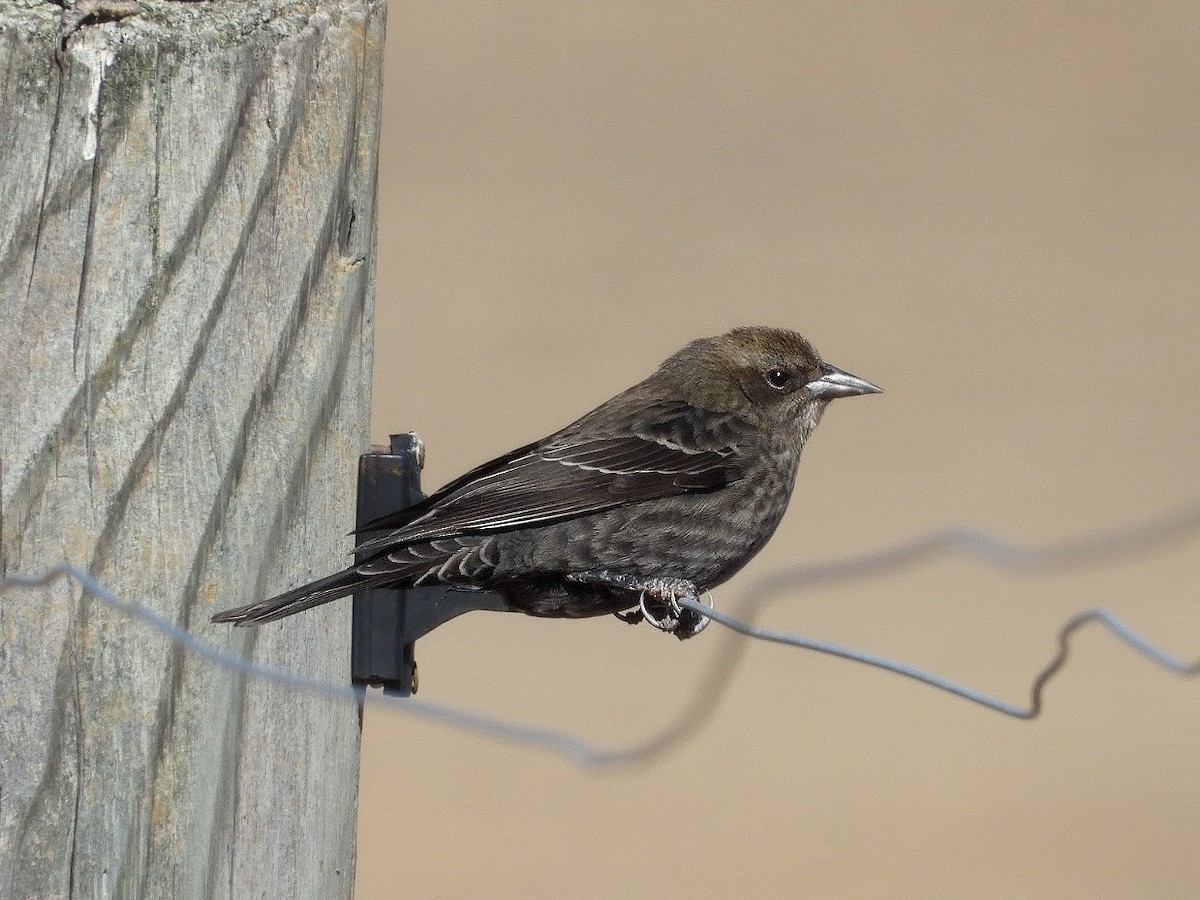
[{"x1": 211, "y1": 566, "x2": 394, "y2": 626}]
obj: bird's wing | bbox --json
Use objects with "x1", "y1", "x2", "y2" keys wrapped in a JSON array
[{"x1": 354, "y1": 403, "x2": 747, "y2": 555}]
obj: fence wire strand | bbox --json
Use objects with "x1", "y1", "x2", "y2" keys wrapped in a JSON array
[{"x1": 2, "y1": 498, "x2": 1199, "y2": 766}]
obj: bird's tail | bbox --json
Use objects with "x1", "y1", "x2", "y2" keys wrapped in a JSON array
[{"x1": 211, "y1": 566, "x2": 395, "y2": 626}]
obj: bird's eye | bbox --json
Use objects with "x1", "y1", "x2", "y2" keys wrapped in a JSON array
[{"x1": 764, "y1": 367, "x2": 792, "y2": 389}]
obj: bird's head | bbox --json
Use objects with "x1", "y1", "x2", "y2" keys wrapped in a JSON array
[{"x1": 657, "y1": 325, "x2": 882, "y2": 444}]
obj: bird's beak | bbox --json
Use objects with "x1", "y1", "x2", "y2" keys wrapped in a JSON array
[{"x1": 805, "y1": 363, "x2": 884, "y2": 399}]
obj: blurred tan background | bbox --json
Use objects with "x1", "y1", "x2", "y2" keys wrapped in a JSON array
[{"x1": 356, "y1": 3, "x2": 1199, "y2": 897}]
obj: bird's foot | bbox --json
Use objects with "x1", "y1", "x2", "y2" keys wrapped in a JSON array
[
  {"x1": 56, "y1": 0, "x2": 144, "y2": 64},
  {"x1": 568, "y1": 571, "x2": 713, "y2": 640}
]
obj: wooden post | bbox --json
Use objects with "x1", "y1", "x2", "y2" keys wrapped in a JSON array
[{"x1": 0, "y1": 1, "x2": 384, "y2": 896}]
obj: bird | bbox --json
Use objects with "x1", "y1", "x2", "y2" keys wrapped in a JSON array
[{"x1": 211, "y1": 326, "x2": 881, "y2": 638}]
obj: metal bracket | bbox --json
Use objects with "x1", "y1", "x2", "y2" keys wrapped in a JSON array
[{"x1": 351, "y1": 432, "x2": 513, "y2": 696}]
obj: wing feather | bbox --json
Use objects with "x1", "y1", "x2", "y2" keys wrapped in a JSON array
[{"x1": 354, "y1": 402, "x2": 749, "y2": 557}]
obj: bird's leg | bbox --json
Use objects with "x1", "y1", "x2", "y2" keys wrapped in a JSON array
[{"x1": 567, "y1": 571, "x2": 712, "y2": 639}]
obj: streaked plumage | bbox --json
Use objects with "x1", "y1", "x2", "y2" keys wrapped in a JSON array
[{"x1": 212, "y1": 326, "x2": 880, "y2": 633}]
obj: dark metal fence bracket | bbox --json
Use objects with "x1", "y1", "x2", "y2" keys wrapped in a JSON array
[{"x1": 352, "y1": 432, "x2": 513, "y2": 696}]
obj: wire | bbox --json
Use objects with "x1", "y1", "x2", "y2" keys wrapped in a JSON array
[
  {"x1": 678, "y1": 599, "x2": 1200, "y2": 719},
  {"x1": 0, "y1": 565, "x2": 612, "y2": 766},
  {"x1": 614, "y1": 496, "x2": 1200, "y2": 761},
  {"x1": 2, "y1": 498, "x2": 1198, "y2": 766}
]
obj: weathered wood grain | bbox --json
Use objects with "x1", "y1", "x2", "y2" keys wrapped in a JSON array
[{"x1": 0, "y1": 2, "x2": 385, "y2": 896}]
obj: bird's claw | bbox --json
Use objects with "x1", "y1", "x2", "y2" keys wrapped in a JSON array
[
  {"x1": 571, "y1": 570, "x2": 712, "y2": 639},
  {"x1": 636, "y1": 581, "x2": 713, "y2": 640}
]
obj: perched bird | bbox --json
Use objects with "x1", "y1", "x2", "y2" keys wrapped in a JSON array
[{"x1": 212, "y1": 326, "x2": 881, "y2": 637}]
